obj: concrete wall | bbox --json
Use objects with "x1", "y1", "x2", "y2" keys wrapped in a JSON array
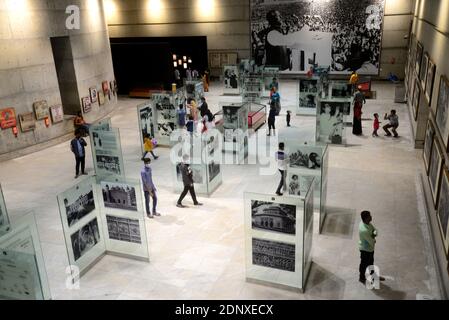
[
  {"x1": 411, "y1": 0, "x2": 449, "y2": 299},
  {"x1": 0, "y1": 0, "x2": 116, "y2": 157},
  {"x1": 105, "y1": 0, "x2": 413, "y2": 79}
]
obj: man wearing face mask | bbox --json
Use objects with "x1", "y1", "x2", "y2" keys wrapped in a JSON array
[{"x1": 141, "y1": 157, "x2": 160, "y2": 218}]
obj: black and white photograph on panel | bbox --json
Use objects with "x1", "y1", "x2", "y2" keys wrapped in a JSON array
[
  {"x1": 425, "y1": 58, "x2": 436, "y2": 104},
  {"x1": 289, "y1": 145, "x2": 322, "y2": 170},
  {"x1": 436, "y1": 76, "x2": 449, "y2": 148},
  {"x1": 92, "y1": 130, "x2": 119, "y2": 154},
  {"x1": 106, "y1": 215, "x2": 142, "y2": 244},
  {"x1": 318, "y1": 101, "x2": 345, "y2": 144},
  {"x1": 176, "y1": 163, "x2": 204, "y2": 184},
  {"x1": 423, "y1": 121, "x2": 435, "y2": 173},
  {"x1": 101, "y1": 182, "x2": 137, "y2": 212},
  {"x1": 252, "y1": 238, "x2": 295, "y2": 272},
  {"x1": 428, "y1": 139, "x2": 443, "y2": 206},
  {"x1": 139, "y1": 104, "x2": 155, "y2": 139},
  {"x1": 331, "y1": 82, "x2": 352, "y2": 98},
  {"x1": 224, "y1": 65, "x2": 239, "y2": 89},
  {"x1": 251, "y1": 200, "x2": 296, "y2": 235},
  {"x1": 96, "y1": 155, "x2": 121, "y2": 175},
  {"x1": 70, "y1": 218, "x2": 101, "y2": 261},
  {"x1": 250, "y1": 0, "x2": 385, "y2": 74},
  {"x1": 208, "y1": 161, "x2": 220, "y2": 182},
  {"x1": 223, "y1": 106, "x2": 239, "y2": 129},
  {"x1": 437, "y1": 168, "x2": 449, "y2": 243},
  {"x1": 288, "y1": 173, "x2": 301, "y2": 196},
  {"x1": 62, "y1": 180, "x2": 96, "y2": 228}
]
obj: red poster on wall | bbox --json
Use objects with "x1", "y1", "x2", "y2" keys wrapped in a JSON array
[{"x1": 0, "y1": 108, "x2": 17, "y2": 129}]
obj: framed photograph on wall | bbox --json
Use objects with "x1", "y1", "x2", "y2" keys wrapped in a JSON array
[
  {"x1": 33, "y1": 100, "x2": 49, "y2": 120},
  {"x1": 18, "y1": 112, "x2": 36, "y2": 132},
  {"x1": 50, "y1": 105, "x2": 64, "y2": 123},
  {"x1": 102, "y1": 81, "x2": 109, "y2": 95},
  {"x1": 436, "y1": 166, "x2": 449, "y2": 256},
  {"x1": 412, "y1": 78, "x2": 421, "y2": 120},
  {"x1": 89, "y1": 87, "x2": 98, "y2": 104},
  {"x1": 415, "y1": 41, "x2": 423, "y2": 76},
  {"x1": 428, "y1": 138, "x2": 444, "y2": 208},
  {"x1": 436, "y1": 75, "x2": 449, "y2": 151},
  {"x1": 420, "y1": 52, "x2": 429, "y2": 90},
  {"x1": 81, "y1": 97, "x2": 92, "y2": 113},
  {"x1": 425, "y1": 58, "x2": 436, "y2": 105},
  {"x1": 0, "y1": 108, "x2": 17, "y2": 129},
  {"x1": 423, "y1": 120, "x2": 435, "y2": 175},
  {"x1": 98, "y1": 91, "x2": 105, "y2": 106}
]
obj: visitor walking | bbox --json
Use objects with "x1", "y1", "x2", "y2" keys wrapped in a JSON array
[
  {"x1": 372, "y1": 113, "x2": 380, "y2": 137},
  {"x1": 352, "y1": 88, "x2": 365, "y2": 135},
  {"x1": 70, "y1": 129, "x2": 88, "y2": 179},
  {"x1": 141, "y1": 157, "x2": 160, "y2": 218},
  {"x1": 177, "y1": 104, "x2": 187, "y2": 128},
  {"x1": 275, "y1": 142, "x2": 288, "y2": 196},
  {"x1": 358, "y1": 211, "x2": 385, "y2": 285},
  {"x1": 383, "y1": 110, "x2": 399, "y2": 137},
  {"x1": 176, "y1": 155, "x2": 203, "y2": 208},
  {"x1": 199, "y1": 97, "x2": 209, "y2": 118},
  {"x1": 271, "y1": 87, "x2": 281, "y2": 115},
  {"x1": 143, "y1": 134, "x2": 158, "y2": 160},
  {"x1": 286, "y1": 111, "x2": 291, "y2": 127},
  {"x1": 267, "y1": 103, "x2": 276, "y2": 136}
]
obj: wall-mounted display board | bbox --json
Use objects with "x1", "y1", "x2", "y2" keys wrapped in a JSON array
[
  {"x1": 428, "y1": 137, "x2": 445, "y2": 209},
  {"x1": 284, "y1": 143, "x2": 329, "y2": 231},
  {"x1": 0, "y1": 108, "x2": 17, "y2": 129},
  {"x1": 223, "y1": 65, "x2": 240, "y2": 95},
  {"x1": 209, "y1": 51, "x2": 238, "y2": 69},
  {"x1": 82, "y1": 97, "x2": 92, "y2": 113},
  {"x1": 98, "y1": 178, "x2": 150, "y2": 260},
  {"x1": 222, "y1": 103, "x2": 249, "y2": 164},
  {"x1": 298, "y1": 78, "x2": 320, "y2": 116},
  {"x1": 435, "y1": 75, "x2": 449, "y2": 151},
  {"x1": 436, "y1": 166, "x2": 449, "y2": 256},
  {"x1": 423, "y1": 120, "x2": 435, "y2": 175},
  {"x1": 415, "y1": 41, "x2": 424, "y2": 77},
  {"x1": 89, "y1": 87, "x2": 98, "y2": 104},
  {"x1": 33, "y1": 100, "x2": 49, "y2": 120},
  {"x1": 412, "y1": 78, "x2": 421, "y2": 121},
  {"x1": 0, "y1": 213, "x2": 52, "y2": 300},
  {"x1": 90, "y1": 128, "x2": 125, "y2": 182},
  {"x1": 0, "y1": 183, "x2": 11, "y2": 236},
  {"x1": 262, "y1": 67, "x2": 280, "y2": 97},
  {"x1": 18, "y1": 113, "x2": 36, "y2": 132},
  {"x1": 425, "y1": 58, "x2": 436, "y2": 105},
  {"x1": 50, "y1": 105, "x2": 64, "y2": 124},
  {"x1": 250, "y1": 0, "x2": 385, "y2": 75},
  {"x1": 316, "y1": 99, "x2": 346, "y2": 145},
  {"x1": 171, "y1": 130, "x2": 222, "y2": 196},
  {"x1": 420, "y1": 53, "x2": 429, "y2": 90},
  {"x1": 244, "y1": 186, "x2": 314, "y2": 291}
]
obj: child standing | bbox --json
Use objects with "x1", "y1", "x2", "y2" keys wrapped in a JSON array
[
  {"x1": 143, "y1": 134, "x2": 159, "y2": 159},
  {"x1": 372, "y1": 113, "x2": 380, "y2": 137},
  {"x1": 286, "y1": 111, "x2": 291, "y2": 127}
]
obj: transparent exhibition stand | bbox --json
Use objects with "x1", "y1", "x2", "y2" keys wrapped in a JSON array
[
  {"x1": 223, "y1": 65, "x2": 240, "y2": 95},
  {"x1": 248, "y1": 103, "x2": 267, "y2": 131},
  {"x1": 221, "y1": 102, "x2": 249, "y2": 164},
  {"x1": 316, "y1": 97, "x2": 348, "y2": 146},
  {"x1": 91, "y1": 117, "x2": 112, "y2": 132},
  {"x1": 262, "y1": 67, "x2": 280, "y2": 97},
  {"x1": 284, "y1": 142, "x2": 329, "y2": 232},
  {"x1": 244, "y1": 183, "x2": 314, "y2": 292},
  {"x1": 0, "y1": 212, "x2": 52, "y2": 300},
  {"x1": 57, "y1": 176, "x2": 150, "y2": 280},
  {"x1": 0, "y1": 183, "x2": 11, "y2": 236},
  {"x1": 184, "y1": 80, "x2": 204, "y2": 102},
  {"x1": 171, "y1": 130, "x2": 223, "y2": 196},
  {"x1": 297, "y1": 77, "x2": 320, "y2": 116}
]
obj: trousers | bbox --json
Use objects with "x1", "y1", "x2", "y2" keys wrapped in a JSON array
[
  {"x1": 276, "y1": 170, "x2": 286, "y2": 194},
  {"x1": 177, "y1": 185, "x2": 198, "y2": 204},
  {"x1": 75, "y1": 156, "x2": 85, "y2": 175},
  {"x1": 359, "y1": 250, "x2": 375, "y2": 281},
  {"x1": 144, "y1": 190, "x2": 157, "y2": 215}
]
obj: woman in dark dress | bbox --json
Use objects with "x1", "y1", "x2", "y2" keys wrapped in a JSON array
[
  {"x1": 352, "y1": 89, "x2": 365, "y2": 135},
  {"x1": 267, "y1": 103, "x2": 276, "y2": 136}
]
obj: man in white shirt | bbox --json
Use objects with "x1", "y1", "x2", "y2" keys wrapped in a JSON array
[{"x1": 275, "y1": 142, "x2": 288, "y2": 196}]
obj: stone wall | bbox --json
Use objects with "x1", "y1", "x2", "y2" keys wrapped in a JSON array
[{"x1": 0, "y1": 0, "x2": 116, "y2": 158}]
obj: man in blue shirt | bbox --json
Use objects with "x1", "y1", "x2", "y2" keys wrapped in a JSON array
[
  {"x1": 70, "y1": 129, "x2": 88, "y2": 179},
  {"x1": 141, "y1": 157, "x2": 160, "y2": 218}
]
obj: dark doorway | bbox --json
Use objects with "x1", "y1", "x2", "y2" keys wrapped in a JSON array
[
  {"x1": 50, "y1": 36, "x2": 80, "y2": 116},
  {"x1": 110, "y1": 37, "x2": 208, "y2": 95}
]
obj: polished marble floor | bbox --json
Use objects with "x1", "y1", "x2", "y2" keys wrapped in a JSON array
[{"x1": 0, "y1": 81, "x2": 442, "y2": 300}]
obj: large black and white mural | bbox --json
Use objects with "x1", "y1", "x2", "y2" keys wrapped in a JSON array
[{"x1": 250, "y1": 0, "x2": 385, "y2": 74}]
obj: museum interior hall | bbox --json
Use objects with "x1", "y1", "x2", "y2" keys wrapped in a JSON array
[{"x1": 0, "y1": 0, "x2": 449, "y2": 302}]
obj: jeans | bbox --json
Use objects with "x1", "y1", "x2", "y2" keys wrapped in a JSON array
[
  {"x1": 177, "y1": 185, "x2": 198, "y2": 204},
  {"x1": 75, "y1": 156, "x2": 85, "y2": 175},
  {"x1": 276, "y1": 170, "x2": 286, "y2": 194},
  {"x1": 144, "y1": 190, "x2": 157, "y2": 215},
  {"x1": 359, "y1": 250, "x2": 375, "y2": 281}
]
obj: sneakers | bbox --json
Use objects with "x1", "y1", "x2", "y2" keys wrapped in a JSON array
[
  {"x1": 154, "y1": 156, "x2": 159, "y2": 160},
  {"x1": 276, "y1": 192, "x2": 283, "y2": 196},
  {"x1": 82, "y1": 172, "x2": 88, "y2": 175},
  {"x1": 147, "y1": 214, "x2": 154, "y2": 219},
  {"x1": 153, "y1": 212, "x2": 161, "y2": 216},
  {"x1": 176, "y1": 203, "x2": 186, "y2": 208},
  {"x1": 74, "y1": 174, "x2": 79, "y2": 179},
  {"x1": 194, "y1": 202, "x2": 203, "y2": 206}
]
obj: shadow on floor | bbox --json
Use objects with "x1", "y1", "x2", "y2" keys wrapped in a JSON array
[
  {"x1": 321, "y1": 207, "x2": 356, "y2": 239},
  {"x1": 371, "y1": 283, "x2": 407, "y2": 300},
  {"x1": 305, "y1": 262, "x2": 345, "y2": 299}
]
